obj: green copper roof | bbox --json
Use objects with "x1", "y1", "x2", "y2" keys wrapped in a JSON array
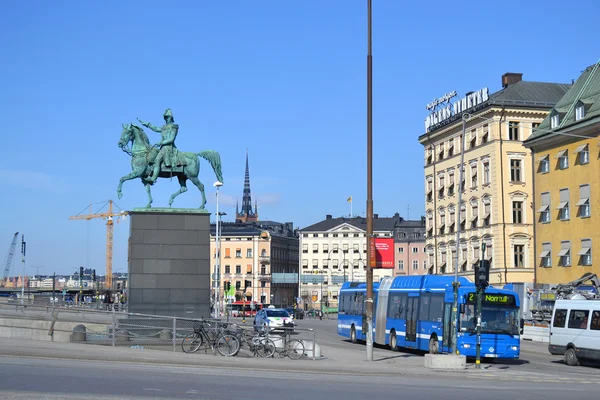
[{"x1": 525, "y1": 62, "x2": 600, "y2": 143}]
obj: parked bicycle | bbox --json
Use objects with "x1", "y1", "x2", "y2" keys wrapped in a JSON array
[
  {"x1": 231, "y1": 326, "x2": 276, "y2": 358},
  {"x1": 272, "y1": 330, "x2": 305, "y2": 360},
  {"x1": 181, "y1": 319, "x2": 240, "y2": 357}
]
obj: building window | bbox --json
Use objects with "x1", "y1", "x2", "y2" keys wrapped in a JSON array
[
  {"x1": 235, "y1": 249, "x2": 241, "y2": 258},
  {"x1": 448, "y1": 139, "x2": 454, "y2": 156},
  {"x1": 483, "y1": 198, "x2": 491, "y2": 226},
  {"x1": 575, "y1": 105, "x2": 585, "y2": 121},
  {"x1": 470, "y1": 203, "x2": 478, "y2": 229},
  {"x1": 413, "y1": 233, "x2": 420, "y2": 239},
  {"x1": 575, "y1": 144, "x2": 589, "y2": 165},
  {"x1": 438, "y1": 144, "x2": 444, "y2": 161},
  {"x1": 246, "y1": 249, "x2": 252, "y2": 258},
  {"x1": 540, "y1": 243, "x2": 552, "y2": 267},
  {"x1": 558, "y1": 241, "x2": 571, "y2": 267},
  {"x1": 470, "y1": 130, "x2": 477, "y2": 149},
  {"x1": 225, "y1": 265, "x2": 231, "y2": 274},
  {"x1": 448, "y1": 173, "x2": 455, "y2": 196},
  {"x1": 532, "y1": 123, "x2": 540, "y2": 130},
  {"x1": 551, "y1": 114, "x2": 559, "y2": 129},
  {"x1": 312, "y1": 259, "x2": 319, "y2": 268},
  {"x1": 470, "y1": 164, "x2": 478, "y2": 188},
  {"x1": 460, "y1": 204, "x2": 466, "y2": 231},
  {"x1": 481, "y1": 126, "x2": 489, "y2": 144},
  {"x1": 411, "y1": 260, "x2": 418, "y2": 270},
  {"x1": 508, "y1": 122, "x2": 520, "y2": 140},
  {"x1": 398, "y1": 260, "x2": 404, "y2": 270},
  {"x1": 557, "y1": 150, "x2": 569, "y2": 170},
  {"x1": 235, "y1": 265, "x2": 241, "y2": 274},
  {"x1": 412, "y1": 247, "x2": 419, "y2": 253},
  {"x1": 579, "y1": 239, "x2": 592, "y2": 266},
  {"x1": 510, "y1": 159, "x2": 522, "y2": 182},
  {"x1": 449, "y1": 209, "x2": 456, "y2": 233},
  {"x1": 438, "y1": 175, "x2": 445, "y2": 197},
  {"x1": 558, "y1": 188, "x2": 570, "y2": 221},
  {"x1": 514, "y1": 245, "x2": 524, "y2": 268},
  {"x1": 538, "y1": 192, "x2": 551, "y2": 223},
  {"x1": 539, "y1": 155, "x2": 550, "y2": 173},
  {"x1": 578, "y1": 184, "x2": 591, "y2": 218},
  {"x1": 312, "y1": 244, "x2": 318, "y2": 253},
  {"x1": 398, "y1": 247, "x2": 404, "y2": 254},
  {"x1": 323, "y1": 244, "x2": 329, "y2": 253},
  {"x1": 302, "y1": 244, "x2": 308, "y2": 253},
  {"x1": 512, "y1": 201, "x2": 523, "y2": 224},
  {"x1": 483, "y1": 161, "x2": 490, "y2": 185},
  {"x1": 302, "y1": 259, "x2": 308, "y2": 269}
]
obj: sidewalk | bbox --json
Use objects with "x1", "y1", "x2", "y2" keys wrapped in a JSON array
[{"x1": 0, "y1": 336, "x2": 552, "y2": 378}]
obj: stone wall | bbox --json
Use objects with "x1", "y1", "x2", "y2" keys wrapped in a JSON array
[{"x1": 128, "y1": 210, "x2": 211, "y2": 318}]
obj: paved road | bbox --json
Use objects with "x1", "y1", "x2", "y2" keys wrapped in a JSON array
[
  {"x1": 0, "y1": 355, "x2": 595, "y2": 400},
  {"x1": 293, "y1": 317, "x2": 600, "y2": 378}
]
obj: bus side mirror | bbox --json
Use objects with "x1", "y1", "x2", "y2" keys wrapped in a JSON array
[{"x1": 460, "y1": 304, "x2": 465, "y2": 314}]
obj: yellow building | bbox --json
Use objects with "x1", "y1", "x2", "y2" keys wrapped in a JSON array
[
  {"x1": 419, "y1": 73, "x2": 570, "y2": 285},
  {"x1": 523, "y1": 63, "x2": 600, "y2": 285}
]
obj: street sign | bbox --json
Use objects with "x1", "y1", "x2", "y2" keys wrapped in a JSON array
[{"x1": 311, "y1": 295, "x2": 318, "y2": 302}]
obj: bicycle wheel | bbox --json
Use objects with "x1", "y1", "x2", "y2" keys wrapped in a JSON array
[
  {"x1": 181, "y1": 333, "x2": 203, "y2": 353},
  {"x1": 285, "y1": 339, "x2": 305, "y2": 360},
  {"x1": 216, "y1": 334, "x2": 240, "y2": 357},
  {"x1": 256, "y1": 338, "x2": 276, "y2": 358}
]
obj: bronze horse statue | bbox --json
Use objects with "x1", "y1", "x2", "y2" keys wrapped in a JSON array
[{"x1": 117, "y1": 123, "x2": 223, "y2": 208}]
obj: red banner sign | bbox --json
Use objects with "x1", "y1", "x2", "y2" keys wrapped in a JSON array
[{"x1": 374, "y1": 238, "x2": 394, "y2": 268}]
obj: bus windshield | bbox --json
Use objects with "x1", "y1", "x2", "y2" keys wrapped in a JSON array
[{"x1": 460, "y1": 304, "x2": 519, "y2": 335}]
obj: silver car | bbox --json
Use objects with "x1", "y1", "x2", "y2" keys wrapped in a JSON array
[{"x1": 254, "y1": 308, "x2": 294, "y2": 331}]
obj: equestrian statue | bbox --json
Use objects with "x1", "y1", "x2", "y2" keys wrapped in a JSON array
[{"x1": 117, "y1": 108, "x2": 223, "y2": 209}]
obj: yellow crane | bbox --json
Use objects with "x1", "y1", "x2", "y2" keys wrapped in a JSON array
[{"x1": 69, "y1": 200, "x2": 128, "y2": 290}]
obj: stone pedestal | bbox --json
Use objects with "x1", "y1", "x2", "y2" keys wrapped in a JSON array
[{"x1": 127, "y1": 208, "x2": 211, "y2": 318}]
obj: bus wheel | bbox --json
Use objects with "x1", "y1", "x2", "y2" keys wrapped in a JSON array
[
  {"x1": 429, "y1": 336, "x2": 439, "y2": 354},
  {"x1": 565, "y1": 347, "x2": 578, "y2": 366},
  {"x1": 350, "y1": 325, "x2": 357, "y2": 343},
  {"x1": 389, "y1": 331, "x2": 397, "y2": 351}
]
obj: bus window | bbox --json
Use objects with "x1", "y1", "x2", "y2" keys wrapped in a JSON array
[
  {"x1": 553, "y1": 309, "x2": 567, "y2": 328},
  {"x1": 568, "y1": 310, "x2": 589, "y2": 329},
  {"x1": 419, "y1": 294, "x2": 431, "y2": 321},
  {"x1": 429, "y1": 294, "x2": 444, "y2": 323}
]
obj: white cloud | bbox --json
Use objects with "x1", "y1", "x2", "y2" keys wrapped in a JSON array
[{"x1": 0, "y1": 169, "x2": 66, "y2": 193}]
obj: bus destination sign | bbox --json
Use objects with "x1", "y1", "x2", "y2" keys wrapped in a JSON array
[{"x1": 467, "y1": 293, "x2": 516, "y2": 306}]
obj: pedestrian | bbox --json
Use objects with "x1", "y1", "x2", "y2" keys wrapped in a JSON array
[{"x1": 319, "y1": 310, "x2": 323, "y2": 321}]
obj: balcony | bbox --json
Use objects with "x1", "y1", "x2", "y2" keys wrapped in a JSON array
[
  {"x1": 259, "y1": 256, "x2": 270, "y2": 264},
  {"x1": 258, "y1": 275, "x2": 271, "y2": 282}
]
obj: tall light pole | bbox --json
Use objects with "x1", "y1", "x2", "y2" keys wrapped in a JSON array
[
  {"x1": 452, "y1": 112, "x2": 470, "y2": 355},
  {"x1": 213, "y1": 180, "x2": 223, "y2": 318},
  {"x1": 365, "y1": 0, "x2": 374, "y2": 362}
]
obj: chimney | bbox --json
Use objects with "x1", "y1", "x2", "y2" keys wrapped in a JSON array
[
  {"x1": 326, "y1": 214, "x2": 332, "y2": 220},
  {"x1": 502, "y1": 72, "x2": 523, "y2": 88},
  {"x1": 374, "y1": 214, "x2": 379, "y2": 219},
  {"x1": 421, "y1": 216, "x2": 426, "y2": 225}
]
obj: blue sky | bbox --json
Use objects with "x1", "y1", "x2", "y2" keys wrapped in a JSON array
[{"x1": 1, "y1": 0, "x2": 597, "y2": 276}]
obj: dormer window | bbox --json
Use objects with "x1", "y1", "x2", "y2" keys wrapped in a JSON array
[
  {"x1": 551, "y1": 114, "x2": 560, "y2": 129},
  {"x1": 575, "y1": 104, "x2": 585, "y2": 121}
]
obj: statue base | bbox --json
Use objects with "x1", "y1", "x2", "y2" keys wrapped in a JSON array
[{"x1": 127, "y1": 209, "x2": 211, "y2": 318}]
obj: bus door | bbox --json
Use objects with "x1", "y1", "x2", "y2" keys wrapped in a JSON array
[
  {"x1": 405, "y1": 294, "x2": 419, "y2": 348},
  {"x1": 442, "y1": 302, "x2": 453, "y2": 352}
]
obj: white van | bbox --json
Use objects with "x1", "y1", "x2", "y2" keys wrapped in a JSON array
[{"x1": 548, "y1": 299, "x2": 600, "y2": 366}]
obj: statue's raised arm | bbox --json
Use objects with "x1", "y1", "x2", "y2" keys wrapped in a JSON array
[{"x1": 136, "y1": 117, "x2": 162, "y2": 133}]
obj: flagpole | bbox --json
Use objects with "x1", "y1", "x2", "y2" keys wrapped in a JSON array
[{"x1": 350, "y1": 198, "x2": 353, "y2": 217}]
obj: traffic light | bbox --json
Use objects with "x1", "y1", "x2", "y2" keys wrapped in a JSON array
[
  {"x1": 79, "y1": 266, "x2": 84, "y2": 276},
  {"x1": 92, "y1": 269, "x2": 96, "y2": 282},
  {"x1": 116, "y1": 282, "x2": 121, "y2": 290},
  {"x1": 244, "y1": 280, "x2": 251, "y2": 290},
  {"x1": 475, "y1": 260, "x2": 490, "y2": 289},
  {"x1": 235, "y1": 281, "x2": 241, "y2": 290},
  {"x1": 224, "y1": 281, "x2": 228, "y2": 291}
]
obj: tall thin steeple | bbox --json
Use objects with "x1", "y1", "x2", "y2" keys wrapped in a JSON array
[{"x1": 236, "y1": 149, "x2": 258, "y2": 223}]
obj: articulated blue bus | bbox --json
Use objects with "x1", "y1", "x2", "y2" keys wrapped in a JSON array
[{"x1": 338, "y1": 275, "x2": 521, "y2": 359}]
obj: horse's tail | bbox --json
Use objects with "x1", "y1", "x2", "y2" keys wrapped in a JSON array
[{"x1": 198, "y1": 150, "x2": 224, "y2": 183}]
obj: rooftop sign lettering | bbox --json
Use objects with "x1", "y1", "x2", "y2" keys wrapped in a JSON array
[{"x1": 425, "y1": 87, "x2": 489, "y2": 133}]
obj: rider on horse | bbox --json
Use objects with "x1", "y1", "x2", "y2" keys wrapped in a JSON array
[{"x1": 137, "y1": 108, "x2": 179, "y2": 183}]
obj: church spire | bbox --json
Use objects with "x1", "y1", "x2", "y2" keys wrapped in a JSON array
[{"x1": 235, "y1": 149, "x2": 258, "y2": 223}]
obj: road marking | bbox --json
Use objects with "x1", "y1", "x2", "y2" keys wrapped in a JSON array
[
  {"x1": 143, "y1": 388, "x2": 163, "y2": 391},
  {"x1": 186, "y1": 390, "x2": 199, "y2": 394}
]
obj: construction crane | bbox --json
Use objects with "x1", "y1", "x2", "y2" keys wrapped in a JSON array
[
  {"x1": 69, "y1": 201, "x2": 128, "y2": 290},
  {"x1": 2, "y1": 232, "x2": 19, "y2": 287}
]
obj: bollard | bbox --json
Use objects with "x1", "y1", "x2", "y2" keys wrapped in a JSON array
[{"x1": 70, "y1": 324, "x2": 87, "y2": 342}]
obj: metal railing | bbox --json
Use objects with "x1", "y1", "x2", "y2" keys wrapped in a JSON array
[{"x1": 0, "y1": 301, "x2": 318, "y2": 360}]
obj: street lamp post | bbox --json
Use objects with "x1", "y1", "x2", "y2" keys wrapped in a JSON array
[
  {"x1": 20, "y1": 235, "x2": 26, "y2": 304},
  {"x1": 213, "y1": 180, "x2": 223, "y2": 318},
  {"x1": 365, "y1": 0, "x2": 375, "y2": 362}
]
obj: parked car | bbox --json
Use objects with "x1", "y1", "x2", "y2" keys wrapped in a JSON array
[
  {"x1": 285, "y1": 307, "x2": 304, "y2": 320},
  {"x1": 254, "y1": 308, "x2": 294, "y2": 331}
]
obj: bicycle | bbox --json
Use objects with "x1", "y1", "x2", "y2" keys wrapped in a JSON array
[
  {"x1": 181, "y1": 320, "x2": 240, "y2": 357},
  {"x1": 272, "y1": 331, "x2": 305, "y2": 360},
  {"x1": 232, "y1": 326, "x2": 276, "y2": 358}
]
